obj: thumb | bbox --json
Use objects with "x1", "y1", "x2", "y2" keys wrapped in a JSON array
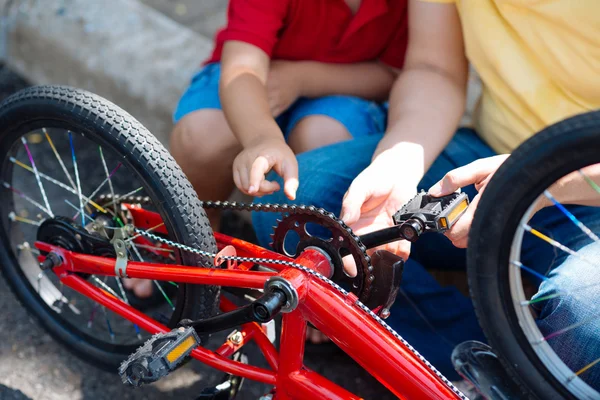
[{"x1": 341, "y1": 183, "x2": 369, "y2": 225}]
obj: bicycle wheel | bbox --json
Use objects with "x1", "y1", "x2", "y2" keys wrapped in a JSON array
[
  {"x1": 0, "y1": 86, "x2": 218, "y2": 370},
  {"x1": 468, "y1": 111, "x2": 600, "y2": 399}
]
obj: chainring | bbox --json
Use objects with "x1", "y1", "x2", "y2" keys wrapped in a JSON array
[{"x1": 270, "y1": 212, "x2": 374, "y2": 303}]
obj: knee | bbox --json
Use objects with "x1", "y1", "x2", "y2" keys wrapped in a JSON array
[
  {"x1": 170, "y1": 110, "x2": 240, "y2": 169},
  {"x1": 535, "y1": 248, "x2": 599, "y2": 337},
  {"x1": 287, "y1": 115, "x2": 351, "y2": 154}
]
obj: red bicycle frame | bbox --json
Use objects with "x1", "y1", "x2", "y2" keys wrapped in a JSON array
[{"x1": 35, "y1": 206, "x2": 463, "y2": 400}]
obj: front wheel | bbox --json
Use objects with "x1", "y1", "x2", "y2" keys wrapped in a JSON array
[
  {"x1": 0, "y1": 86, "x2": 219, "y2": 369},
  {"x1": 468, "y1": 111, "x2": 600, "y2": 399}
]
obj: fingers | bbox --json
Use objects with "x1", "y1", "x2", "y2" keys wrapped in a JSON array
[
  {"x1": 122, "y1": 278, "x2": 153, "y2": 298},
  {"x1": 249, "y1": 156, "x2": 271, "y2": 194},
  {"x1": 258, "y1": 179, "x2": 280, "y2": 196},
  {"x1": 445, "y1": 192, "x2": 481, "y2": 248},
  {"x1": 342, "y1": 255, "x2": 358, "y2": 277},
  {"x1": 275, "y1": 157, "x2": 299, "y2": 201},
  {"x1": 341, "y1": 183, "x2": 369, "y2": 225},
  {"x1": 429, "y1": 157, "x2": 503, "y2": 196},
  {"x1": 343, "y1": 241, "x2": 410, "y2": 276},
  {"x1": 306, "y1": 327, "x2": 329, "y2": 344},
  {"x1": 233, "y1": 158, "x2": 251, "y2": 195}
]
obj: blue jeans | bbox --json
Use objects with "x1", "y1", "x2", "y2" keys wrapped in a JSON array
[
  {"x1": 252, "y1": 128, "x2": 600, "y2": 384},
  {"x1": 173, "y1": 63, "x2": 387, "y2": 138}
]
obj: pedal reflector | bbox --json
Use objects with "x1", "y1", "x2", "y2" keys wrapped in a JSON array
[{"x1": 166, "y1": 334, "x2": 198, "y2": 364}]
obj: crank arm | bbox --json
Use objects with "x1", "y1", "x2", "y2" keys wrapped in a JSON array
[
  {"x1": 180, "y1": 289, "x2": 287, "y2": 334},
  {"x1": 359, "y1": 191, "x2": 469, "y2": 248}
]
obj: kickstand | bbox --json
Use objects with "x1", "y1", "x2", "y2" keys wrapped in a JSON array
[{"x1": 196, "y1": 351, "x2": 248, "y2": 400}]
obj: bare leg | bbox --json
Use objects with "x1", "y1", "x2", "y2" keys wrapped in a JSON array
[
  {"x1": 125, "y1": 110, "x2": 240, "y2": 298},
  {"x1": 287, "y1": 115, "x2": 352, "y2": 154},
  {"x1": 169, "y1": 109, "x2": 242, "y2": 230}
]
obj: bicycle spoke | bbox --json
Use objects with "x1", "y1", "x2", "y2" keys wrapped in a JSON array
[
  {"x1": 4, "y1": 181, "x2": 52, "y2": 216},
  {"x1": 544, "y1": 190, "x2": 599, "y2": 242},
  {"x1": 511, "y1": 260, "x2": 548, "y2": 282},
  {"x1": 87, "y1": 303, "x2": 99, "y2": 329},
  {"x1": 10, "y1": 157, "x2": 108, "y2": 213},
  {"x1": 9, "y1": 212, "x2": 41, "y2": 226},
  {"x1": 114, "y1": 276, "x2": 143, "y2": 340},
  {"x1": 579, "y1": 169, "x2": 600, "y2": 195},
  {"x1": 133, "y1": 243, "x2": 174, "y2": 253},
  {"x1": 521, "y1": 281, "x2": 600, "y2": 306},
  {"x1": 127, "y1": 222, "x2": 165, "y2": 242},
  {"x1": 98, "y1": 146, "x2": 119, "y2": 217},
  {"x1": 574, "y1": 357, "x2": 600, "y2": 378},
  {"x1": 64, "y1": 199, "x2": 94, "y2": 223},
  {"x1": 43, "y1": 128, "x2": 77, "y2": 190},
  {"x1": 68, "y1": 132, "x2": 86, "y2": 227},
  {"x1": 522, "y1": 224, "x2": 599, "y2": 270},
  {"x1": 130, "y1": 243, "x2": 175, "y2": 310},
  {"x1": 73, "y1": 163, "x2": 121, "y2": 221},
  {"x1": 21, "y1": 137, "x2": 54, "y2": 217},
  {"x1": 112, "y1": 187, "x2": 144, "y2": 205},
  {"x1": 543, "y1": 311, "x2": 600, "y2": 342},
  {"x1": 102, "y1": 305, "x2": 115, "y2": 342},
  {"x1": 91, "y1": 276, "x2": 124, "y2": 301}
]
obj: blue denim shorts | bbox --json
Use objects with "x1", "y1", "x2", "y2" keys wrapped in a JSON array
[{"x1": 173, "y1": 63, "x2": 388, "y2": 138}]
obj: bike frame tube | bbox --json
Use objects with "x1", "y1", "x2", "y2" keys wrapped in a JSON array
[{"x1": 35, "y1": 231, "x2": 461, "y2": 399}]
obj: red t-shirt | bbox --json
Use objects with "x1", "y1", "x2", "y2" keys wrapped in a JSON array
[{"x1": 206, "y1": 0, "x2": 408, "y2": 69}]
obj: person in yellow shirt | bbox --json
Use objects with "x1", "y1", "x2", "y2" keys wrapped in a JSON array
[{"x1": 252, "y1": 0, "x2": 600, "y2": 386}]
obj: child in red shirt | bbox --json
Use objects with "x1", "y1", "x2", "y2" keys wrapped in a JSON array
[
  {"x1": 168, "y1": 0, "x2": 408, "y2": 231},
  {"x1": 126, "y1": 0, "x2": 408, "y2": 319}
]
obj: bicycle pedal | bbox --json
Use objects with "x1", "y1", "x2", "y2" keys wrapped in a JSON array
[
  {"x1": 393, "y1": 191, "x2": 469, "y2": 241},
  {"x1": 119, "y1": 326, "x2": 200, "y2": 387}
]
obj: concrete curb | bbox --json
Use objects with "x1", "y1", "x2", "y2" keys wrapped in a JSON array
[{"x1": 1, "y1": 0, "x2": 213, "y2": 145}]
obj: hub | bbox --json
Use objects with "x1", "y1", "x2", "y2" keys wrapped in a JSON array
[{"x1": 36, "y1": 216, "x2": 115, "y2": 258}]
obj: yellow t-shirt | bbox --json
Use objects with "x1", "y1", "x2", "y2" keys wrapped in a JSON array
[{"x1": 423, "y1": 0, "x2": 600, "y2": 153}]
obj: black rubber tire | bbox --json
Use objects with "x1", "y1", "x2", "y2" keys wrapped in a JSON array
[
  {"x1": 468, "y1": 110, "x2": 600, "y2": 399},
  {"x1": 0, "y1": 86, "x2": 219, "y2": 370}
]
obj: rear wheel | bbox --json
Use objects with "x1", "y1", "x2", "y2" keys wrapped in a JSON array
[
  {"x1": 0, "y1": 86, "x2": 219, "y2": 369},
  {"x1": 468, "y1": 111, "x2": 600, "y2": 399}
]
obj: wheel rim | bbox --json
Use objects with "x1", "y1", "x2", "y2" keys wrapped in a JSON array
[
  {"x1": 508, "y1": 179, "x2": 600, "y2": 398},
  {"x1": 0, "y1": 126, "x2": 183, "y2": 351}
]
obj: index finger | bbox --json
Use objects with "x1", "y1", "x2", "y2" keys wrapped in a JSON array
[
  {"x1": 429, "y1": 159, "x2": 497, "y2": 196},
  {"x1": 249, "y1": 156, "x2": 272, "y2": 194}
]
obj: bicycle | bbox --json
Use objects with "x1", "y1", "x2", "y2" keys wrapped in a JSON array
[{"x1": 1, "y1": 85, "x2": 597, "y2": 399}]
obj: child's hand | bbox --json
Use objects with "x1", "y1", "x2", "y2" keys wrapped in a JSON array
[
  {"x1": 267, "y1": 61, "x2": 303, "y2": 117},
  {"x1": 233, "y1": 136, "x2": 299, "y2": 200}
]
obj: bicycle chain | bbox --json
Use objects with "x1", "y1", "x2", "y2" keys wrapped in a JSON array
[{"x1": 101, "y1": 195, "x2": 467, "y2": 399}]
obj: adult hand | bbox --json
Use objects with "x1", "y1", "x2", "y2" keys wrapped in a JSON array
[
  {"x1": 233, "y1": 136, "x2": 299, "y2": 200},
  {"x1": 340, "y1": 154, "x2": 418, "y2": 275},
  {"x1": 428, "y1": 154, "x2": 509, "y2": 248},
  {"x1": 266, "y1": 61, "x2": 303, "y2": 118}
]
